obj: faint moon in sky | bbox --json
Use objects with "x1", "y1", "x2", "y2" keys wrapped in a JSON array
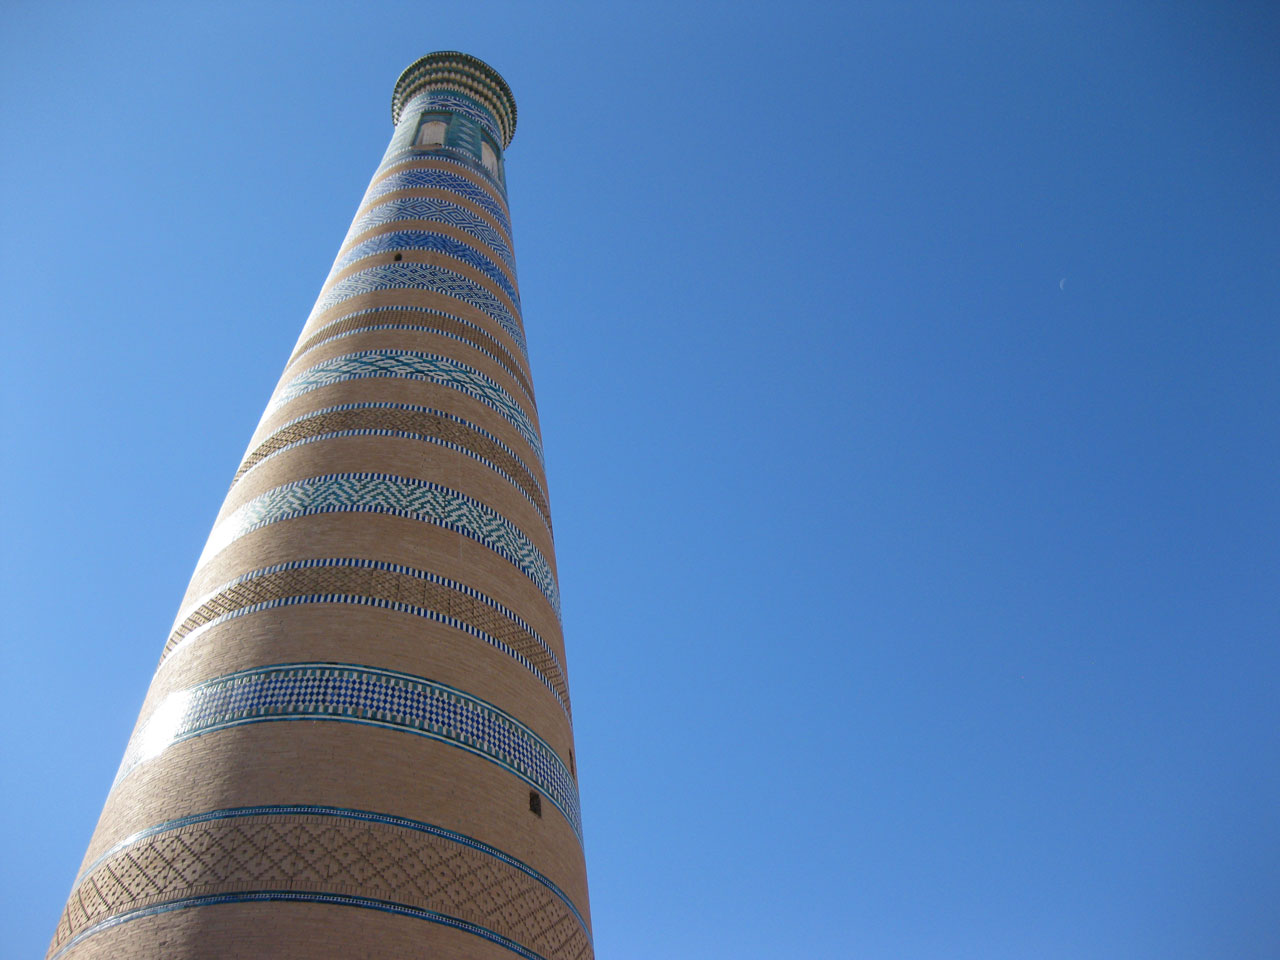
[{"x1": 1059, "y1": 278, "x2": 1066, "y2": 291}]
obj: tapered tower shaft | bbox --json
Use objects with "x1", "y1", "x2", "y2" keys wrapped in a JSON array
[{"x1": 50, "y1": 52, "x2": 592, "y2": 960}]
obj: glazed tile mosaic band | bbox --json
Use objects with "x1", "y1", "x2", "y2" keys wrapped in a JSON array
[
  {"x1": 199, "y1": 472, "x2": 560, "y2": 615},
  {"x1": 361, "y1": 164, "x2": 511, "y2": 235},
  {"x1": 341, "y1": 194, "x2": 517, "y2": 273},
  {"x1": 372, "y1": 151, "x2": 510, "y2": 201},
  {"x1": 165, "y1": 556, "x2": 569, "y2": 714},
  {"x1": 271, "y1": 348, "x2": 541, "y2": 463},
  {"x1": 401, "y1": 89, "x2": 505, "y2": 144},
  {"x1": 310, "y1": 260, "x2": 526, "y2": 357},
  {"x1": 53, "y1": 807, "x2": 589, "y2": 960},
  {"x1": 289, "y1": 305, "x2": 534, "y2": 402},
  {"x1": 114, "y1": 663, "x2": 581, "y2": 837},
  {"x1": 235, "y1": 402, "x2": 551, "y2": 531},
  {"x1": 329, "y1": 229, "x2": 519, "y2": 306}
]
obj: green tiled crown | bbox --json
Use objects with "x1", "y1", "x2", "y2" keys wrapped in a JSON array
[{"x1": 392, "y1": 51, "x2": 517, "y2": 147}]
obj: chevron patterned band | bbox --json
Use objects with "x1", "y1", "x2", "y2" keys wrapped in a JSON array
[{"x1": 198, "y1": 473, "x2": 559, "y2": 615}]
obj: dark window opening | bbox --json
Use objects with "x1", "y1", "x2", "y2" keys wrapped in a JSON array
[{"x1": 528, "y1": 790, "x2": 542, "y2": 817}]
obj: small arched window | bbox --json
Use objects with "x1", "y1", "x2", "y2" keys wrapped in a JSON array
[
  {"x1": 416, "y1": 119, "x2": 447, "y2": 149},
  {"x1": 480, "y1": 140, "x2": 499, "y2": 178}
]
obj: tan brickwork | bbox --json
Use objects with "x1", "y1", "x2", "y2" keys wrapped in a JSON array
[
  {"x1": 165, "y1": 560, "x2": 570, "y2": 712},
  {"x1": 151, "y1": 601, "x2": 575, "y2": 753},
  {"x1": 51, "y1": 53, "x2": 591, "y2": 959},
  {"x1": 337, "y1": 218, "x2": 521, "y2": 294},
  {"x1": 270, "y1": 324, "x2": 541, "y2": 442},
  {"x1": 232, "y1": 403, "x2": 551, "y2": 528},
  {"x1": 52, "y1": 810, "x2": 590, "y2": 960},
  {"x1": 286, "y1": 305, "x2": 536, "y2": 402}
]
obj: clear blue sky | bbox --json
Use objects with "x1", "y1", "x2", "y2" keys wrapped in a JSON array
[{"x1": 3, "y1": 2, "x2": 1277, "y2": 957}]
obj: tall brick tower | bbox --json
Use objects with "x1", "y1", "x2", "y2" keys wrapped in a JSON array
[{"x1": 49, "y1": 52, "x2": 592, "y2": 960}]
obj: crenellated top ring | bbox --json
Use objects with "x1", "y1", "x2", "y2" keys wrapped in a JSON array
[{"x1": 392, "y1": 51, "x2": 517, "y2": 147}]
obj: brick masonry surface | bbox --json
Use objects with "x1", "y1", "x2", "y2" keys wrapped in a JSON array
[{"x1": 51, "y1": 52, "x2": 591, "y2": 960}]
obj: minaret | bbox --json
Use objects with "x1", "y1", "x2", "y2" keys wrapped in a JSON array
[{"x1": 49, "y1": 52, "x2": 592, "y2": 960}]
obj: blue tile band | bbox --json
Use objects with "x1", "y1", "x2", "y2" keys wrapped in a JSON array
[
  {"x1": 362, "y1": 164, "x2": 510, "y2": 235},
  {"x1": 235, "y1": 401, "x2": 549, "y2": 530},
  {"x1": 270, "y1": 349, "x2": 543, "y2": 464},
  {"x1": 166, "y1": 556, "x2": 568, "y2": 716},
  {"x1": 402, "y1": 89, "x2": 505, "y2": 145},
  {"x1": 199, "y1": 473, "x2": 559, "y2": 615},
  {"x1": 289, "y1": 306, "x2": 532, "y2": 404},
  {"x1": 330, "y1": 229, "x2": 519, "y2": 307},
  {"x1": 311, "y1": 260, "x2": 525, "y2": 357},
  {"x1": 341, "y1": 196, "x2": 516, "y2": 273},
  {"x1": 113, "y1": 663, "x2": 581, "y2": 838}
]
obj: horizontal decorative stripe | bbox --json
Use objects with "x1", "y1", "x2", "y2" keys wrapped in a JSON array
[
  {"x1": 289, "y1": 306, "x2": 534, "y2": 404},
  {"x1": 330, "y1": 229, "x2": 519, "y2": 306},
  {"x1": 199, "y1": 473, "x2": 559, "y2": 615},
  {"x1": 403, "y1": 89, "x2": 504, "y2": 144},
  {"x1": 53, "y1": 893, "x2": 551, "y2": 960},
  {"x1": 113, "y1": 663, "x2": 580, "y2": 837},
  {"x1": 311, "y1": 260, "x2": 525, "y2": 356},
  {"x1": 166, "y1": 557, "x2": 569, "y2": 715},
  {"x1": 376, "y1": 146, "x2": 507, "y2": 196},
  {"x1": 270, "y1": 349, "x2": 542, "y2": 464},
  {"x1": 363, "y1": 164, "x2": 510, "y2": 235},
  {"x1": 341, "y1": 195, "x2": 515, "y2": 273},
  {"x1": 290, "y1": 316, "x2": 535, "y2": 407},
  {"x1": 54, "y1": 805, "x2": 590, "y2": 959},
  {"x1": 235, "y1": 402, "x2": 550, "y2": 531}
]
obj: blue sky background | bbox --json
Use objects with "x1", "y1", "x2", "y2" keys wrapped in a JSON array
[{"x1": 3, "y1": 2, "x2": 1277, "y2": 957}]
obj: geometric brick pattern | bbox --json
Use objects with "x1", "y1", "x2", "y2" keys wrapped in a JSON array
[
  {"x1": 51, "y1": 806, "x2": 591, "y2": 960},
  {"x1": 114, "y1": 664, "x2": 582, "y2": 837},
  {"x1": 311, "y1": 261, "x2": 525, "y2": 356},
  {"x1": 363, "y1": 166, "x2": 511, "y2": 236},
  {"x1": 200, "y1": 473, "x2": 560, "y2": 615},
  {"x1": 270, "y1": 349, "x2": 543, "y2": 463},
  {"x1": 164, "y1": 556, "x2": 570, "y2": 714},
  {"x1": 233, "y1": 402, "x2": 551, "y2": 531},
  {"x1": 341, "y1": 196, "x2": 516, "y2": 272},
  {"x1": 49, "y1": 53, "x2": 591, "y2": 960},
  {"x1": 330, "y1": 230, "x2": 519, "y2": 306},
  {"x1": 289, "y1": 306, "x2": 534, "y2": 402},
  {"x1": 403, "y1": 89, "x2": 504, "y2": 143}
]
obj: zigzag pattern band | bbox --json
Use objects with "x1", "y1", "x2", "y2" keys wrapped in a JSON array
[
  {"x1": 363, "y1": 165, "x2": 510, "y2": 235},
  {"x1": 166, "y1": 556, "x2": 569, "y2": 715},
  {"x1": 330, "y1": 229, "x2": 519, "y2": 306},
  {"x1": 311, "y1": 260, "x2": 525, "y2": 356},
  {"x1": 269, "y1": 349, "x2": 543, "y2": 464},
  {"x1": 288, "y1": 306, "x2": 533, "y2": 403},
  {"x1": 199, "y1": 473, "x2": 559, "y2": 615},
  {"x1": 402, "y1": 89, "x2": 505, "y2": 144},
  {"x1": 52, "y1": 805, "x2": 590, "y2": 960},
  {"x1": 234, "y1": 402, "x2": 550, "y2": 531},
  {"x1": 342, "y1": 195, "x2": 516, "y2": 272}
]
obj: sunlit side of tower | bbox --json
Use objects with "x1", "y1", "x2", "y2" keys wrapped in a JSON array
[{"x1": 49, "y1": 52, "x2": 592, "y2": 960}]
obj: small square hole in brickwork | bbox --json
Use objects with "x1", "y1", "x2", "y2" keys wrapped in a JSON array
[
  {"x1": 393, "y1": 253, "x2": 403, "y2": 261},
  {"x1": 529, "y1": 790, "x2": 542, "y2": 817}
]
